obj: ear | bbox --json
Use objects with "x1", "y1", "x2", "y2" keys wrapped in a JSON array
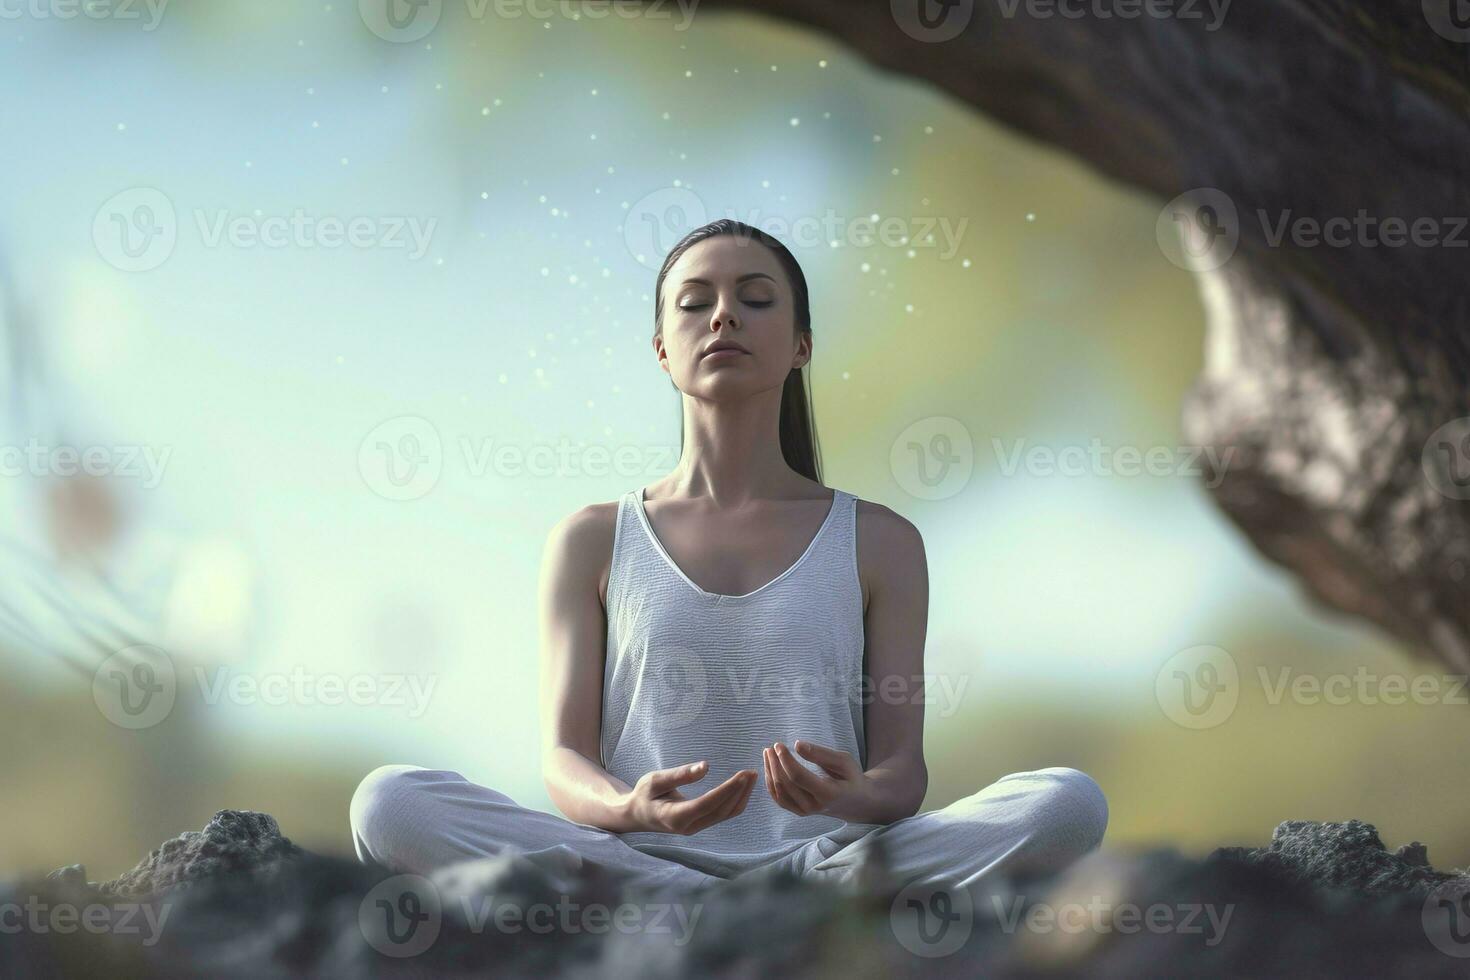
[
  {"x1": 653, "y1": 333, "x2": 670, "y2": 376},
  {"x1": 792, "y1": 331, "x2": 812, "y2": 370}
]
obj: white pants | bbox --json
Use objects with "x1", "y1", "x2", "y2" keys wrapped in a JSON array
[{"x1": 349, "y1": 764, "x2": 1108, "y2": 894}]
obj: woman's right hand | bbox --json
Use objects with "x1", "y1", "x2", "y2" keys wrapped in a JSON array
[{"x1": 619, "y1": 761, "x2": 757, "y2": 835}]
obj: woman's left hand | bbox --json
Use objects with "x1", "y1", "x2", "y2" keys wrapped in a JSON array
[{"x1": 762, "y1": 740, "x2": 872, "y2": 821}]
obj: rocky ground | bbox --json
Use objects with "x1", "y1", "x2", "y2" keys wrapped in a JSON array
[{"x1": 5, "y1": 810, "x2": 1470, "y2": 978}]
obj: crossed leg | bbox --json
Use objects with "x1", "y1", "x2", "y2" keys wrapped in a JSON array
[
  {"x1": 775, "y1": 767, "x2": 1110, "y2": 891},
  {"x1": 349, "y1": 764, "x2": 716, "y2": 892},
  {"x1": 351, "y1": 764, "x2": 1107, "y2": 895}
]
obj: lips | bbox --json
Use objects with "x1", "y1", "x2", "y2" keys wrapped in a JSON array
[{"x1": 701, "y1": 343, "x2": 750, "y2": 359}]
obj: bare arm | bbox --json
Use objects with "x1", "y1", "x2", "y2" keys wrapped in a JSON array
[
  {"x1": 538, "y1": 505, "x2": 756, "y2": 834},
  {"x1": 765, "y1": 502, "x2": 930, "y2": 824}
]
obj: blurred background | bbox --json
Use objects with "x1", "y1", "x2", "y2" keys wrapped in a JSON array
[{"x1": 3, "y1": 2, "x2": 1467, "y2": 878}]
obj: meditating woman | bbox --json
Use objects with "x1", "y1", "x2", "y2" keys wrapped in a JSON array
[{"x1": 349, "y1": 219, "x2": 1108, "y2": 895}]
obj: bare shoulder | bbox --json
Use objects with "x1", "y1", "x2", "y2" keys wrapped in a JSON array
[
  {"x1": 542, "y1": 499, "x2": 622, "y2": 607},
  {"x1": 853, "y1": 498, "x2": 927, "y2": 610}
]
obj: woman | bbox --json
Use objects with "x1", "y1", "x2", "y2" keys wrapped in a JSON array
[{"x1": 350, "y1": 220, "x2": 1108, "y2": 896}]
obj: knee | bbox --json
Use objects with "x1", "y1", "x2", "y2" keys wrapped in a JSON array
[
  {"x1": 1031, "y1": 766, "x2": 1108, "y2": 855},
  {"x1": 349, "y1": 763, "x2": 428, "y2": 850}
]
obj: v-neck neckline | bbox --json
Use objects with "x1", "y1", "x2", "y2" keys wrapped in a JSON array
[{"x1": 632, "y1": 487, "x2": 843, "y2": 603}]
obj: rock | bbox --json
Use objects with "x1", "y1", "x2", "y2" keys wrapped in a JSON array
[
  {"x1": 97, "y1": 809, "x2": 302, "y2": 899},
  {"x1": 7, "y1": 810, "x2": 1470, "y2": 977}
]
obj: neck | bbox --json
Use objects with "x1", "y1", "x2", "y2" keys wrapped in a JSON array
[{"x1": 665, "y1": 389, "x2": 807, "y2": 507}]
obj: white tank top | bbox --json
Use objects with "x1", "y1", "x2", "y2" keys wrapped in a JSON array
[{"x1": 600, "y1": 485, "x2": 871, "y2": 877}]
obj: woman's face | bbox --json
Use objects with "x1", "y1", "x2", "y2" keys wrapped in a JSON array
[{"x1": 656, "y1": 235, "x2": 810, "y2": 400}]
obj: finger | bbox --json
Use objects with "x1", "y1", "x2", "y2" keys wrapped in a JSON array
[
  {"x1": 666, "y1": 770, "x2": 748, "y2": 829},
  {"x1": 683, "y1": 771, "x2": 754, "y2": 834},
  {"x1": 727, "y1": 770, "x2": 757, "y2": 818},
  {"x1": 765, "y1": 746, "x2": 809, "y2": 815},
  {"x1": 793, "y1": 739, "x2": 856, "y2": 778},
  {"x1": 645, "y1": 760, "x2": 708, "y2": 796},
  {"x1": 774, "y1": 743, "x2": 825, "y2": 810}
]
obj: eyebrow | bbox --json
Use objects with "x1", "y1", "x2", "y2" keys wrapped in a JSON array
[{"x1": 679, "y1": 273, "x2": 778, "y2": 286}]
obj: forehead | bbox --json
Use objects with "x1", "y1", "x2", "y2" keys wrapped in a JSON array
[{"x1": 665, "y1": 235, "x2": 786, "y2": 288}]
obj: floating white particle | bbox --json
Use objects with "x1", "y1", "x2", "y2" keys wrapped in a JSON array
[
  {"x1": 841, "y1": 371, "x2": 850, "y2": 380},
  {"x1": 380, "y1": 85, "x2": 388, "y2": 93},
  {"x1": 790, "y1": 117, "x2": 800, "y2": 127},
  {"x1": 819, "y1": 59, "x2": 828, "y2": 68},
  {"x1": 116, "y1": 122, "x2": 126, "y2": 131},
  {"x1": 907, "y1": 249, "x2": 916, "y2": 258},
  {"x1": 311, "y1": 121, "x2": 319, "y2": 128},
  {"x1": 861, "y1": 263, "x2": 871, "y2": 273},
  {"x1": 873, "y1": 134, "x2": 882, "y2": 142},
  {"x1": 481, "y1": 192, "x2": 488, "y2": 199},
  {"x1": 540, "y1": 268, "x2": 550, "y2": 276},
  {"x1": 892, "y1": 168, "x2": 900, "y2": 175},
  {"x1": 498, "y1": 373, "x2": 508, "y2": 384},
  {"x1": 684, "y1": 69, "x2": 693, "y2": 77},
  {"x1": 481, "y1": 106, "x2": 490, "y2": 115},
  {"x1": 924, "y1": 125, "x2": 933, "y2": 134},
  {"x1": 340, "y1": 157, "x2": 348, "y2": 165},
  {"x1": 307, "y1": 87, "x2": 315, "y2": 95},
  {"x1": 569, "y1": 274, "x2": 578, "y2": 284},
  {"x1": 962, "y1": 259, "x2": 972, "y2": 268},
  {"x1": 590, "y1": 88, "x2": 598, "y2": 96},
  {"x1": 335, "y1": 354, "x2": 345, "y2": 365},
  {"x1": 905, "y1": 304, "x2": 914, "y2": 313},
  {"x1": 1026, "y1": 212, "x2": 1036, "y2": 222}
]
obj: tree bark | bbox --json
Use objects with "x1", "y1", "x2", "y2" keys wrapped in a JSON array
[{"x1": 671, "y1": 0, "x2": 1470, "y2": 668}]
